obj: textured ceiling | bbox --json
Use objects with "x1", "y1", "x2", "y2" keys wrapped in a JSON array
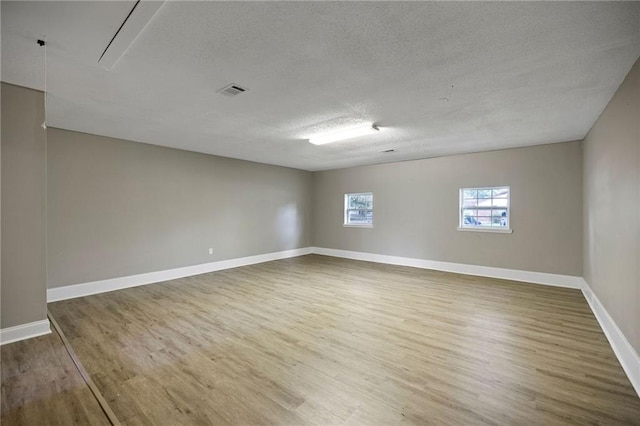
[{"x1": 2, "y1": 1, "x2": 640, "y2": 171}]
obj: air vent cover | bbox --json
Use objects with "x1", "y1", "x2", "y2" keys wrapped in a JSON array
[{"x1": 217, "y1": 84, "x2": 248, "y2": 97}]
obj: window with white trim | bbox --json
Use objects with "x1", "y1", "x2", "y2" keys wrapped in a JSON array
[
  {"x1": 344, "y1": 192, "x2": 373, "y2": 227},
  {"x1": 459, "y1": 187, "x2": 511, "y2": 232}
]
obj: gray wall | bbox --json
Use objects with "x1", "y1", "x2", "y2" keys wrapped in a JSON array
[
  {"x1": 583, "y1": 58, "x2": 640, "y2": 354},
  {"x1": 1, "y1": 83, "x2": 47, "y2": 328},
  {"x1": 313, "y1": 142, "x2": 583, "y2": 276},
  {"x1": 47, "y1": 129, "x2": 313, "y2": 288}
]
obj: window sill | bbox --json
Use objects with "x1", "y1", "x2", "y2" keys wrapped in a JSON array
[
  {"x1": 344, "y1": 224, "x2": 373, "y2": 228},
  {"x1": 457, "y1": 227, "x2": 513, "y2": 234}
]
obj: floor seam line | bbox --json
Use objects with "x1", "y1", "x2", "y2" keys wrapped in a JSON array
[{"x1": 47, "y1": 309, "x2": 121, "y2": 426}]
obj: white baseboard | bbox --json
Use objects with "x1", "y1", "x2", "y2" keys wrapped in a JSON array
[
  {"x1": 311, "y1": 247, "x2": 584, "y2": 289},
  {"x1": 48, "y1": 246, "x2": 582, "y2": 303},
  {"x1": 581, "y1": 279, "x2": 640, "y2": 398},
  {"x1": 0, "y1": 319, "x2": 51, "y2": 346},
  {"x1": 47, "y1": 247, "x2": 314, "y2": 302}
]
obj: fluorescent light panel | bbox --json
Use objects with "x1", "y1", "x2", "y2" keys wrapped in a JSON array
[{"x1": 309, "y1": 124, "x2": 379, "y2": 145}]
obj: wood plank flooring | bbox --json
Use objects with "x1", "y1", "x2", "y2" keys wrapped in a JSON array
[
  {"x1": 1, "y1": 320, "x2": 110, "y2": 425},
  {"x1": 16, "y1": 255, "x2": 640, "y2": 424}
]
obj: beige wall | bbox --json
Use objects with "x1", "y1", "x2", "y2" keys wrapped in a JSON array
[
  {"x1": 583, "y1": 58, "x2": 640, "y2": 354},
  {"x1": 313, "y1": 142, "x2": 583, "y2": 276},
  {"x1": 1, "y1": 83, "x2": 47, "y2": 328},
  {"x1": 47, "y1": 129, "x2": 313, "y2": 288}
]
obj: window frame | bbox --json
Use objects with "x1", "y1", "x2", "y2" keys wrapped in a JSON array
[
  {"x1": 457, "y1": 186, "x2": 513, "y2": 234},
  {"x1": 344, "y1": 192, "x2": 374, "y2": 228}
]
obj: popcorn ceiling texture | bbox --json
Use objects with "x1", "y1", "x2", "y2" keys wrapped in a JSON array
[{"x1": 2, "y1": 1, "x2": 640, "y2": 170}]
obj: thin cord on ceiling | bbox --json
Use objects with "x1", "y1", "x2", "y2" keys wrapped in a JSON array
[
  {"x1": 37, "y1": 36, "x2": 47, "y2": 129},
  {"x1": 38, "y1": 36, "x2": 49, "y2": 303}
]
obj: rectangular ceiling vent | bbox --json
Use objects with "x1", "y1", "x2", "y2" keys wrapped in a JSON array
[{"x1": 217, "y1": 84, "x2": 248, "y2": 97}]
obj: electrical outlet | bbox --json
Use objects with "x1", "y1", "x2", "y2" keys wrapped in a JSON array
[{"x1": 208, "y1": 248, "x2": 213, "y2": 255}]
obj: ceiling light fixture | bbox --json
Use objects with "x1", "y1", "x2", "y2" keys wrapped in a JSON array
[{"x1": 308, "y1": 124, "x2": 380, "y2": 145}]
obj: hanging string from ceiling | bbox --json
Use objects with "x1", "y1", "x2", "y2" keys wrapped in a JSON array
[{"x1": 37, "y1": 37, "x2": 47, "y2": 129}]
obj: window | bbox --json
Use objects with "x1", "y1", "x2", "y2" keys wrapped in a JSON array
[
  {"x1": 344, "y1": 192, "x2": 373, "y2": 227},
  {"x1": 458, "y1": 186, "x2": 512, "y2": 233}
]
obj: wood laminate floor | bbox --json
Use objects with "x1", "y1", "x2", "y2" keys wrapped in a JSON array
[
  {"x1": 1, "y1": 322, "x2": 110, "y2": 425},
  {"x1": 10, "y1": 255, "x2": 640, "y2": 424}
]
